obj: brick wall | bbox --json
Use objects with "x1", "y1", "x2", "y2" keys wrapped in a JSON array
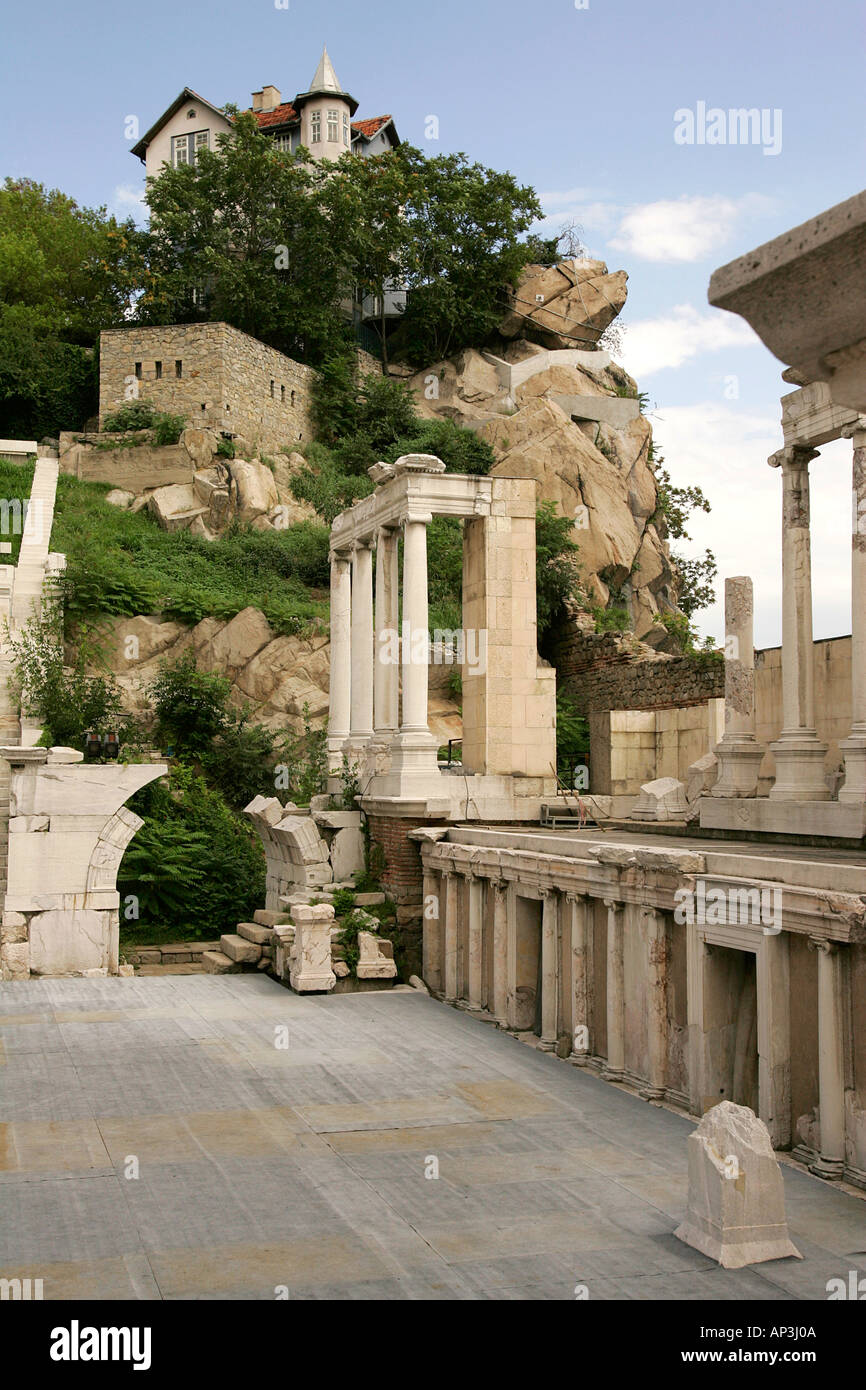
[
  {"x1": 99, "y1": 322, "x2": 316, "y2": 456},
  {"x1": 366, "y1": 812, "x2": 425, "y2": 979}
]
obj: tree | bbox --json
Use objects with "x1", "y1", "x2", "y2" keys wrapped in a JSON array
[
  {"x1": 652, "y1": 454, "x2": 717, "y2": 617},
  {"x1": 0, "y1": 178, "x2": 144, "y2": 436},
  {"x1": 142, "y1": 111, "x2": 347, "y2": 362}
]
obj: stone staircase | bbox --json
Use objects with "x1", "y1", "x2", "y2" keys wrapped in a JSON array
[{"x1": 202, "y1": 910, "x2": 283, "y2": 974}]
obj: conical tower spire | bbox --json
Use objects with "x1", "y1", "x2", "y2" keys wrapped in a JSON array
[{"x1": 310, "y1": 46, "x2": 343, "y2": 95}]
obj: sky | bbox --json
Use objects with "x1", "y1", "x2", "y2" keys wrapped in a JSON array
[{"x1": 2, "y1": 0, "x2": 864, "y2": 648}]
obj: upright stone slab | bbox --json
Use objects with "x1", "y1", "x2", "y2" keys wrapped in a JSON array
[
  {"x1": 631, "y1": 777, "x2": 689, "y2": 821},
  {"x1": 712, "y1": 576, "x2": 766, "y2": 797},
  {"x1": 674, "y1": 1102, "x2": 802, "y2": 1269}
]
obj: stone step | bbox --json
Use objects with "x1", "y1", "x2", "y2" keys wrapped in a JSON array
[
  {"x1": 237, "y1": 921, "x2": 275, "y2": 946},
  {"x1": 202, "y1": 950, "x2": 242, "y2": 975},
  {"x1": 219, "y1": 933, "x2": 262, "y2": 964},
  {"x1": 253, "y1": 909, "x2": 290, "y2": 927}
]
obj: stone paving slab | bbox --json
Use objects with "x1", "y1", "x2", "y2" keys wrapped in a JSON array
[{"x1": 1, "y1": 975, "x2": 866, "y2": 1300}]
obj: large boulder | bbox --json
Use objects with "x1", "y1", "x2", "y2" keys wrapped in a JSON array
[
  {"x1": 499, "y1": 259, "x2": 629, "y2": 350},
  {"x1": 230, "y1": 460, "x2": 279, "y2": 520},
  {"x1": 203, "y1": 607, "x2": 274, "y2": 678},
  {"x1": 147, "y1": 483, "x2": 207, "y2": 532},
  {"x1": 180, "y1": 427, "x2": 219, "y2": 469}
]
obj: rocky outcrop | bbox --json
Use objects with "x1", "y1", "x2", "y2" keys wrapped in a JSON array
[{"x1": 499, "y1": 259, "x2": 629, "y2": 350}]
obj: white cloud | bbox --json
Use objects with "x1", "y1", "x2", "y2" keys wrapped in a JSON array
[
  {"x1": 111, "y1": 184, "x2": 147, "y2": 223},
  {"x1": 651, "y1": 406, "x2": 852, "y2": 648},
  {"x1": 609, "y1": 193, "x2": 773, "y2": 263},
  {"x1": 619, "y1": 304, "x2": 760, "y2": 378}
]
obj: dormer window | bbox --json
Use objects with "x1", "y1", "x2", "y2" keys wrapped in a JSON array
[
  {"x1": 327, "y1": 109, "x2": 339, "y2": 142},
  {"x1": 310, "y1": 111, "x2": 322, "y2": 143}
]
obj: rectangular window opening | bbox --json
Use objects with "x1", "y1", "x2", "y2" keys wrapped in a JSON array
[
  {"x1": 154, "y1": 361, "x2": 162, "y2": 380},
  {"x1": 134, "y1": 362, "x2": 142, "y2": 379},
  {"x1": 175, "y1": 360, "x2": 183, "y2": 378}
]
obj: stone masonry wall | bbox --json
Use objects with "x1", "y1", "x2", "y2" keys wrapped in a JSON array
[
  {"x1": 366, "y1": 813, "x2": 424, "y2": 979},
  {"x1": 552, "y1": 624, "x2": 724, "y2": 715},
  {"x1": 99, "y1": 322, "x2": 316, "y2": 456}
]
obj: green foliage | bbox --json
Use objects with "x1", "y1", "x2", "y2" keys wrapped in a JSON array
[
  {"x1": 289, "y1": 441, "x2": 375, "y2": 525},
  {"x1": 142, "y1": 111, "x2": 347, "y2": 363},
  {"x1": 149, "y1": 654, "x2": 232, "y2": 756},
  {"x1": 556, "y1": 688, "x2": 590, "y2": 786},
  {"x1": 340, "y1": 753, "x2": 362, "y2": 809},
  {"x1": 277, "y1": 705, "x2": 328, "y2": 805},
  {"x1": 384, "y1": 418, "x2": 495, "y2": 476},
  {"x1": 672, "y1": 548, "x2": 718, "y2": 619},
  {"x1": 202, "y1": 712, "x2": 284, "y2": 811},
  {"x1": 592, "y1": 606, "x2": 630, "y2": 633},
  {"x1": 101, "y1": 399, "x2": 186, "y2": 446},
  {"x1": 9, "y1": 611, "x2": 135, "y2": 750},
  {"x1": 151, "y1": 410, "x2": 187, "y2": 446},
  {"x1": 51, "y1": 475, "x2": 329, "y2": 632},
  {"x1": 216, "y1": 436, "x2": 236, "y2": 459},
  {"x1": 535, "y1": 501, "x2": 582, "y2": 640},
  {"x1": 331, "y1": 888, "x2": 357, "y2": 917},
  {"x1": 652, "y1": 461, "x2": 712, "y2": 543},
  {"x1": 0, "y1": 178, "x2": 143, "y2": 437},
  {"x1": 310, "y1": 351, "x2": 361, "y2": 445},
  {"x1": 120, "y1": 766, "x2": 265, "y2": 939}
]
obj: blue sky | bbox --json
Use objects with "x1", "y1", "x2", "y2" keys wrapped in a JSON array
[{"x1": 3, "y1": 0, "x2": 864, "y2": 646}]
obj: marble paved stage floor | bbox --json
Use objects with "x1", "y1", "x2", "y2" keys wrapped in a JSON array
[{"x1": 1, "y1": 975, "x2": 865, "y2": 1301}]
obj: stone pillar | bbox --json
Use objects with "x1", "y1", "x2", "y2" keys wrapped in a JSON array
[
  {"x1": 327, "y1": 551, "x2": 352, "y2": 774},
  {"x1": 289, "y1": 904, "x2": 337, "y2": 993},
  {"x1": 768, "y1": 446, "x2": 829, "y2": 800},
  {"x1": 641, "y1": 907, "x2": 667, "y2": 1101},
  {"x1": 712, "y1": 576, "x2": 765, "y2": 797},
  {"x1": 603, "y1": 899, "x2": 626, "y2": 1081},
  {"x1": 422, "y1": 868, "x2": 443, "y2": 994},
  {"x1": 810, "y1": 939, "x2": 845, "y2": 1179},
  {"x1": 467, "y1": 874, "x2": 484, "y2": 1011},
  {"x1": 349, "y1": 541, "x2": 374, "y2": 751},
  {"x1": 492, "y1": 879, "x2": 508, "y2": 1024},
  {"x1": 756, "y1": 930, "x2": 791, "y2": 1149},
  {"x1": 567, "y1": 893, "x2": 590, "y2": 1064},
  {"x1": 538, "y1": 890, "x2": 558, "y2": 1051},
  {"x1": 443, "y1": 869, "x2": 459, "y2": 1002},
  {"x1": 505, "y1": 883, "x2": 519, "y2": 1029},
  {"x1": 374, "y1": 527, "x2": 400, "y2": 742},
  {"x1": 840, "y1": 424, "x2": 866, "y2": 801},
  {"x1": 389, "y1": 513, "x2": 440, "y2": 793}
]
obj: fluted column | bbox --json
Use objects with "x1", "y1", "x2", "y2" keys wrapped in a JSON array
[
  {"x1": 422, "y1": 868, "x2": 443, "y2": 994},
  {"x1": 810, "y1": 939, "x2": 845, "y2": 1179},
  {"x1": 566, "y1": 893, "x2": 590, "y2": 1064},
  {"x1": 768, "y1": 445, "x2": 829, "y2": 800},
  {"x1": 641, "y1": 906, "x2": 667, "y2": 1101},
  {"x1": 349, "y1": 541, "x2": 374, "y2": 748},
  {"x1": 327, "y1": 551, "x2": 352, "y2": 773},
  {"x1": 374, "y1": 527, "x2": 399, "y2": 741},
  {"x1": 443, "y1": 869, "x2": 459, "y2": 1002},
  {"x1": 538, "y1": 890, "x2": 559, "y2": 1051},
  {"x1": 466, "y1": 875, "x2": 484, "y2": 1011},
  {"x1": 712, "y1": 576, "x2": 765, "y2": 797},
  {"x1": 389, "y1": 512, "x2": 440, "y2": 794},
  {"x1": 603, "y1": 899, "x2": 625, "y2": 1080},
  {"x1": 840, "y1": 424, "x2": 866, "y2": 801},
  {"x1": 492, "y1": 880, "x2": 508, "y2": 1024}
]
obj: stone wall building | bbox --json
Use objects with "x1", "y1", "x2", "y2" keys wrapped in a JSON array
[{"x1": 99, "y1": 322, "x2": 316, "y2": 457}]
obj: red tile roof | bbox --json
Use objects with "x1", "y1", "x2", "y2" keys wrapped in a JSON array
[
  {"x1": 352, "y1": 115, "x2": 392, "y2": 138},
  {"x1": 251, "y1": 103, "x2": 299, "y2": 128}
]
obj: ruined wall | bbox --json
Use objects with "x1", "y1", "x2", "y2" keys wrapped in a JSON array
[
  {"x1": 99, "y1": 322, "x2": 316, "y2": 456},
  {"x1": 366, "y1": 813, "x2": 425, "y2": 978},
  {"x1": 552, "y1": 624, "x2": 725, "y2": 715},
  {"x1": 754, "y1": 637, "x2": 852, "y2": 788},
  {"x1": 590, "y1": 703, "x2": 725, "y2": 796}
]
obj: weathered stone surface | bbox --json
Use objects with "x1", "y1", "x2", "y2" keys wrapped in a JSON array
[
  {"x1": 206, "y1": 607, "x2": 274, "y2": 677},
  {"x1": 356, "y1": 930, "x2": 398, "y2": 980},
  {"x1": 674, "y1": 1102, "x2": 802, "y2": 1269},
  {"x1": 631, "y1": 777, "x2": 690, "y2": 822},
  {"x1": 237, "y1": 921, "x2": 275, "y2": 946},
  {"x1": 289, "y1": 903, "x2": 336, "y2": 992},
  {"x1": 105, "y1": 489, "x2": 135, "y2": 509},
  {"x1": 499, "y1": 259, "x2": 628, "y2": 349},
  {"x1": 230, "y1": 460, "x2": 279, "y2": 520},
  {"x1": 147, "y1": 483, "x2": 207, "y2": 532},
  {"x1": 687, "y1": 752, "x2": 719, "y2": 803},
  {"x1": 180, "y1": 427, "x2": 219, "y2": 469},
  {"x1": 202, "y1": 949, "x2": 242, "y2": 975},
  {"x1": 330, "y1": 826, "x2": 365, "y2": 881},
  {"x1": 219, "y1": 933, "x2": 261, "y2": 964}
]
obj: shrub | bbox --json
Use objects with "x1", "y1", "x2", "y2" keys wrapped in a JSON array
[
  {"x1": 120, "y1": 766, "x2": 266, "y2": 938},
  {"x1": 148, "y1": 655, "x2": 231, "y2": 756},
  {"x1": 9, "y1": 612, "x2": 136, "y2": 750},
  {"x1": 592, "y1": 606, "x2": 630, "y2": 633},
  {"x1": 151, "y1": 410, "x2": 186, "y2": 446},
  {"x1": 102, "y1": 400, "x2": 158, "y2": 432},
  {"x1": 201, "y1": 712, "x2": 284, "y2": 810},
  {"x1": 216, "y1": 436, "x2": 236, "y2": 459},
  {"x1": 385, "y1": 418, "x2": 494, "y2": 475},
  {"x1": 535, "y1": 501, "x2": 582, "y2": 639}
]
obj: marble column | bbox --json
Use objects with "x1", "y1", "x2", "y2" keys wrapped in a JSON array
[
  {"x1": 492, "y1": 880, "x2": 508, "y2": 1025},
  {"x1": 538, "y1": 890, "x2": 559, "y2": 1051},
  {"x1": 768, "y1": 446, "x2": 829, "y2": 800},
  {"x1": 603, "y1": 899, "x2": 625, "y2": 1081},
  {"x1": 712, "y1": 576, "x2": 765, "y2": 796},
  {"x1": 840, "y1": 424, "x2": 866, "y2": 802},
  {"x1": 390, "y1": 513, "x2": 440, "y2": 793},
  {"x1": 349, "y1": 541, "x2": 374, "y2": 752},
  {"x1": 327, "y1": 551, "x2": 352, "y2": 774},
  {"x1": 640, "y1": 906, "x2": 667, "y2": 1101},
  {"x1": 443, "y1": 869, "x2": 459, "y2": 1002},
  {"x1": 467, "y1": 874, "x2": 484, "y2": 1011},
  {"x1": 374, "y1": 527, "x2": 400, "y2": 745},
  {"x1": 422, "y1": 868, "x2": 443, "y2": 994},
  {"x1": 567, "y1": 893, "x2": 590, "y2": 1064},
  {"x1": 810, "y1": 939, "x2": 845, "y2": 1179}
]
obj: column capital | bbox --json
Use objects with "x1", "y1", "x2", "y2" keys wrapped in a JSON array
[
  {"x1": 840, "y1": 416, "x2": 866, "y2": 441},
  {"x1": 329, "y1": 548, "x2": 351, "y2": 567},
  {"x1": 400, "y1": 510, "x2": 434, "y2": 529},
  {"x1": 603, "y1": 897, "x2": 622, "y2": 913},
  {"x1": 768, "y1": 444, "x2": 820, "y2": 470},
  {"x1": 565, "y1": 890, "x2": 587, "y2": 905},
  {"x1": 808, "y1": 935, "x2": 840, "y2": 955},
  {"x1": 353, "y1": 537, "x2": 374, "y2": 555}
]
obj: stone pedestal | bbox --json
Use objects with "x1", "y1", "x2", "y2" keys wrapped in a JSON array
[{"x1": 289, "y1": 904, "x2": 336, "y2": 993}]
